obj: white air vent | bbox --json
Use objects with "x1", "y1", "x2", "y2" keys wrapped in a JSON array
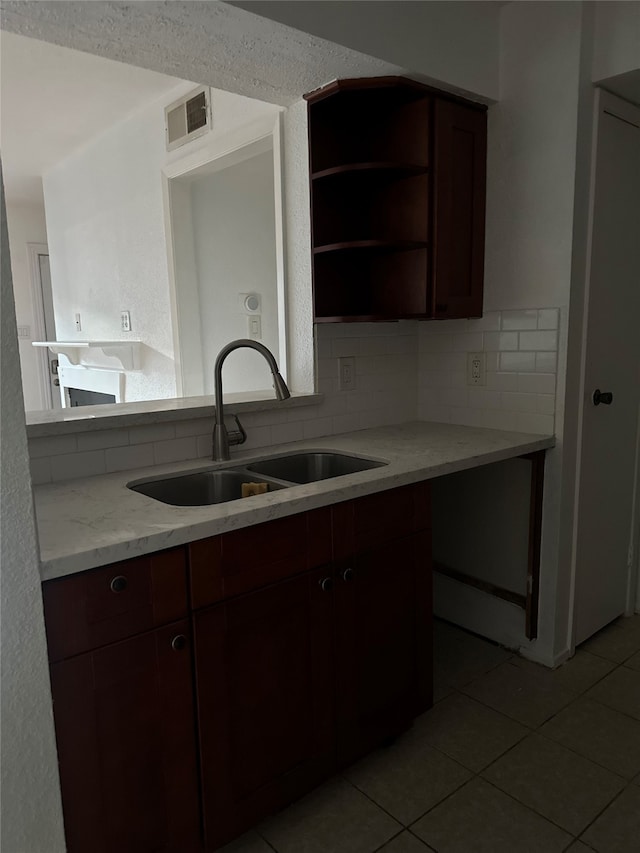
[{"x1": 165, "y1": 86, "x2": 211, "y2": 151}]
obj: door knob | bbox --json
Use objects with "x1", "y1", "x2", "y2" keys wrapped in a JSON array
[
  {"x1": 593, "y1": 389, "x2": 613, "y2": 406},
  {"x1": 342, "y1": 567, "x2": 354, "y2": 583},
  {"x1": 319, "y1": 577, "x2": 333, "y2": 593}
]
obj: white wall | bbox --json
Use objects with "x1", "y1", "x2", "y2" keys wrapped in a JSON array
[
  {"x1": 593, "y1": 0, "x2": 640, "y2": 82},
  {"x1": 1, "y1": 172, "x2": 66, "y2": 851},
  {"x1": 5, "y1": 200, "x2": 48, "y2": 410},
  {"x1": 231, "y1": 0, "x2": 501, "y2": 101},
  {"x1": 190, "y1": 150, "x2": 280, "y2": 395},
  {"x1": 421, "y1": 0, "x2": 588, "y2": 664},
  {"x1": 43, "y1": 88, "x2": 181, "y2": 404},
  {"x1": 42, "y1": 83, "x2": 282, "y2": 405}
]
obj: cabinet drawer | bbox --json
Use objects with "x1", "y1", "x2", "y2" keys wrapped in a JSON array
[
  {"x1": 333, "y1": 481, "x2": 431, "y2": 559},
  {"x1": 43, "y1": 548, "x2": 188, "y2": 662},
  {"x1": 189, "y1": 507, "x2": 332, "y2": 609}
]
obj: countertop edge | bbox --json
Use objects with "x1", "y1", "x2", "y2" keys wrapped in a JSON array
[{"x1": 37, "y1": 426, "x2": 554, "y2": 582}]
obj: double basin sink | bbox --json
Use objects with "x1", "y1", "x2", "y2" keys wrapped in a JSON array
[{"x1": 128, "y1": 452, "x2": 386, "y2": 507}]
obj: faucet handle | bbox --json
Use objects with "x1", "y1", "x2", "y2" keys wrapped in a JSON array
[{"x1": 226, "y1": 414, "x2": 247, "y2": 447}]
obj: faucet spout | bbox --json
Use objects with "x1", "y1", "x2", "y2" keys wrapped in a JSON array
[{"x1": 212, "y1": 339, "x2": 290, "y2": 461}]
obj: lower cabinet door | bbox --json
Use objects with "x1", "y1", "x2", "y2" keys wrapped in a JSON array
[
  {"x1": 194, "y1": 568, "x2": 335, "y2": 849},
  {"x1": 50, "y1": 620, "x2": 201, "y2": 853},
  {"x1": 335, "y1": 531, "x2": 433, "y2": 765}
]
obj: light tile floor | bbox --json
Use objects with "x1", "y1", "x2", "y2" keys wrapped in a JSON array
[{"x1": 221, "y1": 614, "x2": 640, "y2": 853}]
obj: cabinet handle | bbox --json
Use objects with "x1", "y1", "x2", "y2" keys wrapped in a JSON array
[
  {"x1": 110, "y1": 575, "x2": 127, "y2": 593},
  {"x1": 319, "y1": 577, "x2": 334, "y2": 593},
  {"x1": 342, "y1": 567, "x2": 354, "y2": 583},
  {"x1": 171, "y1": 635, "x2": 187, "y2": 652}
]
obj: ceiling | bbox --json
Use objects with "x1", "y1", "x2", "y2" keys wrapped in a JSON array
[{"x1": 0, "y1": 31, "x2": 189, "y2": 204}]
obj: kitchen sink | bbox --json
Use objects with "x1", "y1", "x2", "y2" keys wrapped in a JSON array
[
  {"x1": 245, "y1": 451, "x2": 386, "y2": 484},
  {"x1": 128, "y1": 469, "x2": 287, "y2": 507}
]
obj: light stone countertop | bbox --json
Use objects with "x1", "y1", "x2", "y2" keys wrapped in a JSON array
[{"x1": 34, "y1": 421, "x2": 555, "y2": 581}]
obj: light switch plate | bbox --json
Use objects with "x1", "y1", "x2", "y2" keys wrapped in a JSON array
[
  {"x1": 338, "y1": 356, "x2": 356, "y2": 391},
  {"x1": 121, "y1": 311, "x2": 132, "y2": 332}
]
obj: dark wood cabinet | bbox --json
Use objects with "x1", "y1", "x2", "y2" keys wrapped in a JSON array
[
  {"x1": 334, "y1": 533, "x2": 433, "y2": 765},
  {"x1": 44, "y1": 550, "x2": 201, "y2": 853},
  {"x1": 332, "y1": 483, "x2": 433, "y2": 764},
  {"x1": 44, "y1": 484, "x2": 433, "y2": 852},
  {"x1": 194, "y1": 568, "x2": 335, "y2": 850},
  {"x1": 432, "y1": 99, "x2": 487, "y2": 319},
  {"x1": 49, "y1": 620, "x2": 201, "y2": 853},
  {"x1": 305, "y1": 77, "x2": 487, "y2": 322}
]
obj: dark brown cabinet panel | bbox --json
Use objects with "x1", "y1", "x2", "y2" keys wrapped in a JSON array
[
  {"x1": 432, "y1": 99, "x2": 487, "y2": 319},
  {"x1": 335, "y1": 532, "x2": 433, "y2": 765},
  {"x1": 306, "y1": 76, "x2": 487, "y2": 322},
  {"x1": 46, "y1": 483, "x2": 434, "y2": 852},
  {"x1": 43, "y1": 547, "x2": 188, "y2": 662},
  {"x1": 189, "y1": 507, "x2": 332, "y2": 609},
  {"x1": 194, "y1": 568, "x2": 335, "y2": 850},
  {"x1": 49, "y1": 620, "x2": 201, "y2": 853}
]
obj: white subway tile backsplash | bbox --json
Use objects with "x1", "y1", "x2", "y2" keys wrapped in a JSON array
[
  {"x1": 515, "y1": 413, "x2": 555, "y2": 435},
  {"x1": 174, "y1": 419, "x2": 212, "y2": 438},
  {"x1": 501, "y1": 309, "x2": 538, "y2": 331},
  {"x1": 516, "y1": 373, "x2": 556, "y2": 395},
  {"x1": 197, "y1": 434, "x2": 212, "y2": 458},
  {"x1": 331, "y1": 337, "x2": 359, "y2": 358},
  {"x1": 30, "y1": 457, "x2": 52, "y2": 486},
  {"x1": 303, "y1": 416, "x2": 334, "y2": 440},
  {"x1": 502, "y1": 392, "x2": 538, "y2": 413},
  {"x1": 51, "y1": 450, "x2": 107, "y2": 481},
  {"x1": 418, "y1": 401, "x2": 451, "y2": 423},
  {"x1": 537, "y1": 308, "x2": 559, "y2": 330},
  {"x1": 499, "y1": 352, "x2": 536, "y2": 372},
  {"x1": 153, "y1": 437, "x2": 199, "y2": 465},
  {"x1": 420, "y1": 333, "x2": 453, "y2": 353},
  {"x1": 482, "y1": 409, "x2": 518, "y2": 431},
  {"x1": 537, "y1": 395, "x2": 556, "y2": 415},
  {"x1": 270, "y1": 421, "x2": 305, "y2": 445},
  {"x1": 77, "y1": 428, "x2": 129, "y2": 452},
  {"x1": 332, "y1": 413, "x2": 362, "y2": 434},
  {"x1": 129, "y1": 424, "x2": 176, "y2": 445},
  {"x1": 519, "y1": 330, "x2": 558, "y2": 351},
  {"x1": 105, "y1": 444, "x2": 154, "y2": 474},
  {"x1": 236, "y1": 425, "x2": 272, "y2": 452},
  {"x1": 30, "y1": 434, "x2": 77, "y2": 458},
  {"x1": 485, "y1": 372, "x2": 519, "y2": 392},
  {"x1": 484, "y1": 331, "x2": 519, "y2": 351},
  {"x1": 535, "y1": 352, "x2": 557, "y2": 373},
  {"x1": 468, "y1": 388, "x2": 502, "y2": 410},
  {"x1": 451, "y1": 332, "x2": 484, "y2": 352},
  {"x1": 31, "y1": 310, "x2": 560, "y2": 481}
]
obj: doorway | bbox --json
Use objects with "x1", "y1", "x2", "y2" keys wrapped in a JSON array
[
  {"x1": 573, "y1": 90, "x2": 640, "y2": 644},
  {"x1": 27, "y1": 242, "x2": 61, "y2": 410}
]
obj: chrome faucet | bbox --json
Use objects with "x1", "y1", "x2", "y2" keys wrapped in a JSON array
[{"x1": 212, "y1": 339, "x2": 290, "y2": 461}]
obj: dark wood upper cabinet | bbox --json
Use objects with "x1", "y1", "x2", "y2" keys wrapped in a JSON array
[
  {"x1": 305, "y1": 77, "x2": 487, "y2": 322},
  {"x1": 432, "y1": 99, "x2": 487, "y2": 319}
]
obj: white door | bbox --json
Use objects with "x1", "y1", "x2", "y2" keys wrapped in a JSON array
[
  {"x1": 574, "y1": 91, "x2": 640, "y2": 644},
  {"x1": 38, "y1": 253, "x2": 63, "y2": 409}
]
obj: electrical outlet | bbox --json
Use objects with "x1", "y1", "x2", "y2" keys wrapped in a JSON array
[
  {"x1": 121, "y1": 311, "x2": 132, "y2": 332},
  {"x1": 338, "y1": 356, "x2": 356, "y2": 391},
  {"x1": 74, "y1": 313, "x2": 82, "y2": 332},
  {"x1": 467, "y1": 352, "x2": 486, "y2": 386}
]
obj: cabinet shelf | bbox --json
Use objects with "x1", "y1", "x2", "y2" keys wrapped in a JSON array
[
  {"x1": 311, "y1": 162, "x2": 428, "y2": 181},
  {"x1": 306, "y1": 76, "x2": 487, "y2": 322},
  {"x1": 313, "y1": 239, "x2": 428, "y2": 256}
]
